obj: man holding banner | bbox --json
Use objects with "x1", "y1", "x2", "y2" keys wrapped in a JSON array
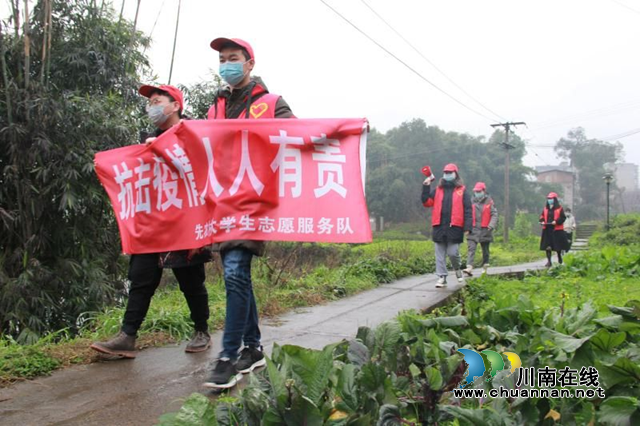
[
  {"x1": 92, "y1": 43, "x2": 372, "y2": 384},
  {"x1": 90, "y1": 85, "x2": 212, "y2": 359},
  {"x1": 203, "y1": 37, "x2": 294, "y2": 389}
]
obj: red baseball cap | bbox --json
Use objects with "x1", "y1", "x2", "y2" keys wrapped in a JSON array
[
  {"x1": 547, "y1": 192, "x2": 558, "y2": 198},
  {"x1": 473, "y1": 182, "x2": 486, "y2": 191},
  {"x1": 443, "y1": 163, "x2": 459, "y2": 173},
  {"x1": 210, "y1": 37, "x2": 254, "y2": 61},
  {"x1": 139, "y1": 84, "x2": 184, "y2": 111}
]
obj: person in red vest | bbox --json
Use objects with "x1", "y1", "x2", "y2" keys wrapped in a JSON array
[
  {"x1": 539, "y1": 192, "x2": 570, "y2": 267},
  {"x1": 206, "y1": 38, "x2": 294, "y2": 120},
  {"x1": 91, "y1": 85, "x2": 212, "y2": 359},
  {"x1": 463, "y1": 182, "x2": 498, "y2": 276},
  {"x1": 204, "y1": 38, "x2": 294, "y2": 390},
  {"x1": 422, "y1": 163, "x2": 472, "y2": 288}
]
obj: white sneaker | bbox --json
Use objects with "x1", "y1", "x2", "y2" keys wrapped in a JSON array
[
  {"x1": 455, "y1": 270, "x2": 465, "y2": 283},
  {"x1": 463, "y1": 266, "x2": 473, "y2": 277},
  {"x1": 435, "y1": 277, "x2": 447, "y2": 288},
  {"x1": 482, "y1": 264, "x2": 489, "y2": 274}
]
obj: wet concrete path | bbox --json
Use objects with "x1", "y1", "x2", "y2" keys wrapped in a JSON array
[{"x1": 0, "y1": 260, "x2": 546, "y2": 426}]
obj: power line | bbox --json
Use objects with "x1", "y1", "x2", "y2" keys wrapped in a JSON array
[
  {"x1": 531, "y1": 100, "x2": 640, "y2": 130},
  {"x1": 148, "y1": 0, "x2": 166, "y2": 39},
  {"x1": 526, "y1": 144, "x2": 552, "y2": 165},
  {"x1": 523, "y1": 132, "x2": 552, "y2": 165},
  {"x1": 358, "y1": 0, "x2": 505, "y2": 122},
  {"x1": 367, "y1": 145, "x2": 452, "y2": 165},
  {"x1": 318, "y1": 0, "x2": 497, "y2": 122},
  {"x1": 526, "y1": 127, "x2": 640, "y2": 145},
  {"x1": 533, "y1": 99, "x2": 640, "y2": 126},
  {"x1": 142, "y1": 0, "x2": 166, "y2": 54},
  {"x1": 608, "y1": 0, "x2": 640, "y2": 15},
  {"x1": 602, "y1": 127, "x2": 640, "y2": 141},
  {"x1": 368, "y1": 138, "x2": 508, "y2": 165}
]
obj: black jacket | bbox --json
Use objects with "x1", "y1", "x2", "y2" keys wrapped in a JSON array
[{"x1": 421, "y1": 180, "x2": 472, "y2": 243}]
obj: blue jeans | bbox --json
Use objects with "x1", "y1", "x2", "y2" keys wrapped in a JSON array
[{"x1": 220, "y1": 248, "x2": 260, "y2": 360}]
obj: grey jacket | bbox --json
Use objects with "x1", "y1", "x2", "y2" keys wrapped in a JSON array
[{"x1": 467, "y1": 195, "x2": 498, "y2": 243}]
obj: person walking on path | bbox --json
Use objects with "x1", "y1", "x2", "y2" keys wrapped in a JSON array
[
  {"x1": 203, "y1": 37, "x2": 294, "y2": 390},
  {"x1": 462, "y1": 182, "x2": 498, "y2": 276},
  {"x1": 563, "y1": 207, "x2": 576, "y2": 251},
  {"x1": 539, "y1": 192, "x2": 570, "y2": 267},
  {"x1": 421, "y1": 163, "x2": 472, "y2": 288},
  {"x1": 91, "y1": 85, "x2": 212, "y2": 359}
]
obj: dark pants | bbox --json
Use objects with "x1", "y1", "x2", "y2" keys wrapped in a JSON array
[
  {"x1": 546, "y1": 250, "x2": 563, "y2": 264},
  {"x1": 467, "y1": 240, "x2": 491, "y2": 266},
  {"x1": 220, "y1": 248, "x2": 260, "y2": 360},
  {"x1": 566, "y1": 232, "x2": 573, "y2": 251},
  {"x1": 121, "y1": 253, "x2": 209, "y2": 336}
]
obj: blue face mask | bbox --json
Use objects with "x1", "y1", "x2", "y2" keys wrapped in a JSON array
[
  {"x1": 547, "y1": 199, "x2": 554, "y2": 206},
  {"x1": 474, "y1": 191, "x2": 484, "y2": 199},
  {"x1": 219, "y1": 61, "x2": 247, "y2": 86},
  {"x1": 443, "y1": 172, "x2": 456, "y2": 181}
]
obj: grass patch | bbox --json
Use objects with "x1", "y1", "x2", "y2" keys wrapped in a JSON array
[
  {"x1": 591, "y1": 213, "x2": 640, "y2": 246},
  {"x1": 470, "y1": 273, "x2": 640, "y2": 316},
  {"x1": 467, "y1": 242, "x2": 640, "y2": 314}
]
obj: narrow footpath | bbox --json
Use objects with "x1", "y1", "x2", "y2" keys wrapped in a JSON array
[{"x1": 0, "y1": 260, "x2": 546, "y2": 426}]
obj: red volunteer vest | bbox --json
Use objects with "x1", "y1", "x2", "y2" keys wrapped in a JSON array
[
  {"x1": 207, "y1": 92, "x2": 280, "y2": 120},
  {"x1": 542, "y1": 207, "x2": 564, "y2": 231},
  {"x1": 429, "y1": 185, "x2": 465, "y2": 227},
  {"x1": 472, "y1": 200, "x2": 493, "y2": 228}
]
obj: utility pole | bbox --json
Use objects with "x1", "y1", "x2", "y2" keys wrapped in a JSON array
[
  {"x1": 168, "y1": 0, "x2": 182, "y2": 84},
  {"x1": 603, "y1": 173, "x2": 613, "y2": 230},
  {"x1": 490, "y1": 121, "x2": 526, "y2": 243}
]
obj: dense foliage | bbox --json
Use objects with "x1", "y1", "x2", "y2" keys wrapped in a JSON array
[
  {"x1": 0, "y1": 0, "x2": 150, "y2": 341},
  {"x1": 590, "y1": 214, "x2": 640, "y2": 247}
]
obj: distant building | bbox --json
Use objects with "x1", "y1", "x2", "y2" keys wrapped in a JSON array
[
  {"x1": 615, "y1": 163, "x2": 639, "y2": 191},
  {"x1": 611, "y1": 163, "x2": 639, "y2": 213},
  {"x1": 535, "y1": 162, "x2": 575, "y2": 210},
  {"x1": 619, "y1": 189, "x2": 640, "y2": 214}
]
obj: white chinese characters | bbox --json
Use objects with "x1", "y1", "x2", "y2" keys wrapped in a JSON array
[
  {"x1": 193, "y1": 216, "x2": 355, "y2": 239},
  {"x1": 312, "y1": 134, "x2": 347, "y2": 198}
]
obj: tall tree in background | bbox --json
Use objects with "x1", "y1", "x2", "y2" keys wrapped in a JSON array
[
  {"x1": 555, "y1": 127, "x2": 623, "y2": 220},
  {"x1": 0, "y1": 0, "x2": 150, "y2": 341}
]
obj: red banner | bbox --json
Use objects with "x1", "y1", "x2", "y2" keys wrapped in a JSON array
[{"x1": 94, "y1": 119, "x2": 372, "y2": 254}]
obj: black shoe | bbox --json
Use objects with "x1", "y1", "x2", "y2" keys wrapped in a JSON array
[
  {"x1": 203, "y1": 359, "x2": 243, "y2": 389},
  {"x1": 236, "y1": 346, "x2": 266, "y2": 374},
  {"x1": 545, "y1": 261, "x2": 552, "y2": 268}
]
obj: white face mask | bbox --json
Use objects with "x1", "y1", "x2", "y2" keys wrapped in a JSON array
[
  {"x1": 147, "y1": 104, "x2": 170, "y2": 127},
  {"x1": 443, "y1": 172, "x2": 456, "y2": 181}
]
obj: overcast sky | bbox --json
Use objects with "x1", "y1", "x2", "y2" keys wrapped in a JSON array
[{"x1": 6, "y1": 0, "x2": 640, "y2": 169}]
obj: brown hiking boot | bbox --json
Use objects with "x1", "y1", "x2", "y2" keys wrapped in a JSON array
[
  {"x1": 90, "y1": 332, "x2": 137, "y2": 358},
  {"x1": 185, "y1": 330, "x2": 212, "y2": 353}
]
